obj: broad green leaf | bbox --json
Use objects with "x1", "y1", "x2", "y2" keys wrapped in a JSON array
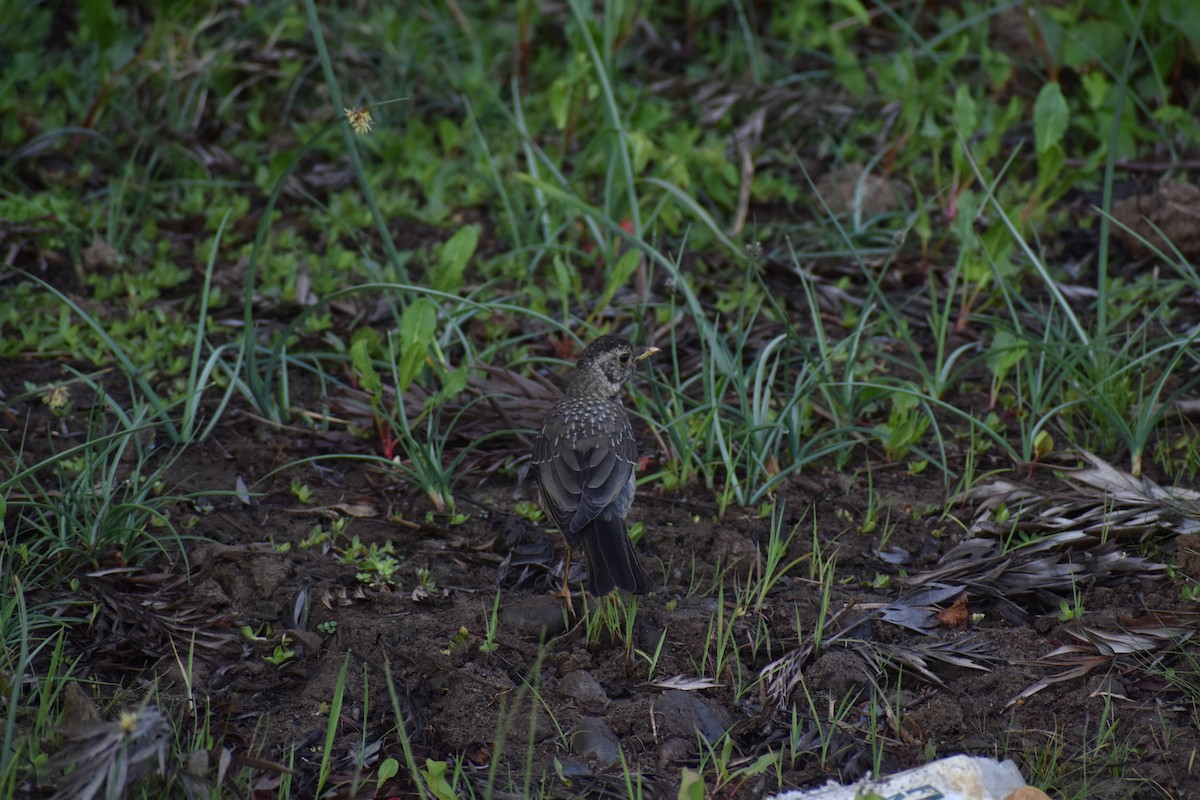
[
  {"x1": 743, "y1": 752, "x2": 778, "y2": 776},
  {"x1": 432, "y1": 224, "x2": 479, "y2": 294},
  {"x1": 1033, "y1": 82, "x2": 1069, "y2": 155},
  {"x1": 1034, "y1": 430, "x2": 1055, "y2": 460},
  {"x1": 1081, "y1": 71, "x2": 1110, "y2": 111},
  {"x1": 986, "y1": 330, "x2": 1028, "y2": 405},
  {"x1": 1059, "y1": 20, "x2": 1126, "y2": 70},
  {"x1": 882, "y1": 391, "x2": 930, "y2": 461},
  {"x1": 398, "y1": 297, "x2": 438, "y2": 391},
  {"x1": 890, "y1": 389, "x2": 920, "y2": 415},
  {"x1": 627, "y1": 130, "x2": 654, "y2": 174},
  {"x1": 920, "y1": 109, "x2": 942, "y2": 143},
  {"x1": 551, "y1": 254, "x2": 575, "y2": 305},
  {"x1": 830, "y1": 33, "x2": 866, "y2": 97},
  {"x1": 1163, "y1": 0, "x2": 1200, "y2": 51},
  {"x1": 436, "y1": 118, "x2": 461, "y2": 155},
  {"x1": 950, "y1": 188, "x2": 978, "y2": 243},
  {"x1": 985, "y1": 330, "x2": 1028, "y2": 376},
  {"x1": 960, "y1": 252, "x2": 989, "y2": 286},
  {"x1": 1037, "y1": 143, "x2": 1066, "y2": 192},
  {"x1": 678, "y1": 767, "x2": 705, "y2": 800},
  {"x1": 430, "y1": 365, "x2": 469, "y2": 406},
  {"x1": 982, "y1": 45, "x2": 1013, "y2": 90},
  {"x1": 548, "y1": 79, "x2": 570, "y2": 131},
  {"x1": 597, "y1": 248, "x2": 640, "y2": 313},
  {"x1": 420, "y1": 759, "x2": 456, "y2": 800},
  {"x1": 80, "y1": 0, "x2": 117, "y2": 50},
  {"x1": 832, "y1": 0, "x2": 870, "y2": 24},
  {"x1": 953, "y1": 85, "x2": 977, "y2": 137},
  {"x1": 376, "y1": 757, "x2": 399, "y2": 787},
  {"x1": 349, "y1": 329, "x2": 382, "y2": 395}
]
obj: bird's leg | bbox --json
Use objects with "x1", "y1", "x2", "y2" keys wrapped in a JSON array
[{"x1": 558, "y1": 547, "x2": 576, "y2": 615}]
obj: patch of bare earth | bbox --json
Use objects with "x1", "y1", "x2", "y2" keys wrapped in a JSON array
[{"x1": 10, "y1": 376, "x2": 1200, "y2": 798}]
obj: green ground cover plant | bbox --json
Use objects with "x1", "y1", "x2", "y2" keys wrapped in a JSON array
[{"x1": 3, "y1": 0, "x2": 1200, "y2": 798}]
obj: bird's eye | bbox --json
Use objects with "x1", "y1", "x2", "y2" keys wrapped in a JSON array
[{"x1": 619, "y1": 352, "x2": 631, "y2": 363}]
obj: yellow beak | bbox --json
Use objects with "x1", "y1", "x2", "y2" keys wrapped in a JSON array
[{"x1": 635, "y1": 346, "x2": 661, "y2": 362}]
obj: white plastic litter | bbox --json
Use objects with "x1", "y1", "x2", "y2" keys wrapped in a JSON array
[{"x1": 766, "y1": 755, "x2": 1048, "y2": 800}]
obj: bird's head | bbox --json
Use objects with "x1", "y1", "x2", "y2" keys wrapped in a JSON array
[{"x1": 566, "y1": 335, "x2": 659, "y2": 398}]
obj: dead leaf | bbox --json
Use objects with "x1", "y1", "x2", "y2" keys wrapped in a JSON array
[
  {"x1": 936, "y1": 592, "x2": 970, "y2": 630},
  {"x1": 648, "y1": 675, "x2": 723, "y2": 691}
]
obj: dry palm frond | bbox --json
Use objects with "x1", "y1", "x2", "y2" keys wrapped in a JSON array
[
  {"x1": 758, "y1": 599, "x2": 996, "y2": 708},
  {"x1": 74, "y1": 567, "x2": 241, "y2": 670},
  {"x1": 648, "y1": 675, "x2": 723, "y2": 691},
  {"x1": 43, "y1": 703, "x2": 171, "y2": 800},
  {"x1": 904, "y1": 532, "x2": 1164, "y2": 620},
  {"x1": 1011, "y1": 611, "x2": 1197, "y2": 705},
  {"x1": 861, "y1": 636, "x2": 996, "y2": 688},
  {"x1": 906, "y1": 453, "x2": 1186, "y2": 618},
  {"x1": 877, "y1": 584, "x2": 969, "y2": 634},
  {"x1": 758, "y1": 601, "x2": 862, "y2": 708},
  {"x1": 966, "y1": 451, "x2": 1200, "y2": 541},
  {"x1": 1069, "y1": 611, "x2": 1197, "y2": 656},
  {"x1": 758, "y1": 646, "x2": 810, "y2": 711},
  {"x1": 759, "y1": 633, "x2": 997, "y2": 709}
]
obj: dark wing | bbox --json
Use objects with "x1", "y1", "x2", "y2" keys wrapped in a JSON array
[
  {"x1": 533, "y1": 399, "x2": 636, "y2": 536},
  {"x1": 532, "y1": 424, "x2": 578, "y2": 532}
]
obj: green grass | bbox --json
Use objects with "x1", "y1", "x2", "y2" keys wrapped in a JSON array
[{"x1": 4, "y1": 0, "x2": 1200, "y2": 797}]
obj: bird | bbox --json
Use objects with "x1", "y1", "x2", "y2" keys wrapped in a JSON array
[{"x1": 533, "y1": 335, "x2": 658, "y2": 602}]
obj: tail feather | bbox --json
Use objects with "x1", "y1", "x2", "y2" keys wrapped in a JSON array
[{"x1": 581, "y1": 512, "x2": 651, "y2": 595}]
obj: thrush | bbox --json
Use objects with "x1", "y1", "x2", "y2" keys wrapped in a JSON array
[{"x1": 533, "y1": 335, "x2": 658, "y2": 600}]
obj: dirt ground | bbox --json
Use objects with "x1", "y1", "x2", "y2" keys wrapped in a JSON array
[
  {"x1": 8, "y1": 4, "x2": 1200, "y2": 797},
  {"x1": 14, "y1": 361, "x2": 1197, "y2": 800}
]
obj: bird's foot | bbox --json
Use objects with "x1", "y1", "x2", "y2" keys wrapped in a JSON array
[{"x1": 555, "y1": 577, "x2": 576, "y2": 616}]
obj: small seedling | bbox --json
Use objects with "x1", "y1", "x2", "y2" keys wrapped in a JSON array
[
  {"x1": 635, "y1": 626, "x2": 667, "y2": 680},
  {"x1": 290, "y1": 479, "x2": 315, "y2": 504},
  {"x1": 1057, "y1": 598, "x2": 1084, "y2": 622},
  {"x1": 443, "y1": 626, "x2": 470, "y2": 654},
  {"x1": 515, "y1": 500, "x2": 544, "y2": 522},
  {"x1": 415, "y1": 566, "x2": 437, "y2": 592},
  {"x1": 1056, "y1": 576, "x2": 1086, "y2": 622},
  {"x1": 479, "y1": 589, "x2": 501, "y2": 653},
  {"x1": 741, "y1": 500, "x2": 807, "y2": 616},
  {"x1": 299, "y1": 524, "x2": 333, "y2": 550},
  {"x1": 240, "y1": 624, "x2": 270, "y2": 642},
  {"x1": 860, "y1": 481, "x2": 879, "y2": 535},
  {"x1": 263, "y1": 636, "x2": 295, "y2": 665},
  {"x1": 339, "y1": 536, "x2": 402, "y2": 589}
]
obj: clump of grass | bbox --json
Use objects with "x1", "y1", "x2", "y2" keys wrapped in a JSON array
[
  {"x1": 41, "y1": 703, "x2": 172, "y2": 800},
  {"x1": 2, "y1": 385, "x2": 194, "y2": 574}
]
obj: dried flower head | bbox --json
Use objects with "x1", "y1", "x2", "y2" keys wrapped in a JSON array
[
  {"x1": 43, "y1": 384, "x2": 70, "y2": 411},
  {"x1": 344, "y1": 106, "x2": 374, "y2": 134},
  {"x1": 44, "y1": 704, "x2": 170, "y2": 800}
]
